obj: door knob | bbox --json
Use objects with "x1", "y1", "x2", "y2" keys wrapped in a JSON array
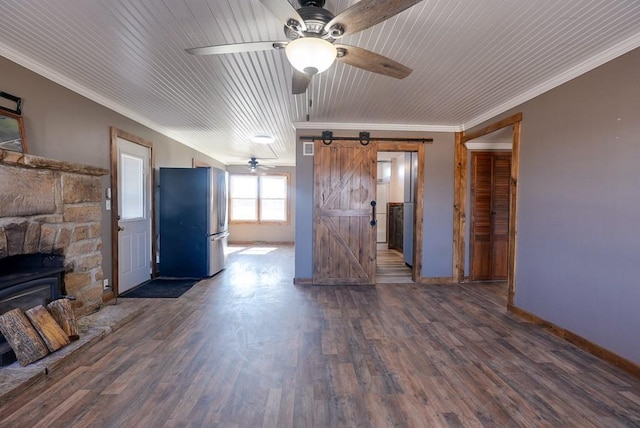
[{"x1": 118, "y1": 226, "x2": 125, "y2": 231}]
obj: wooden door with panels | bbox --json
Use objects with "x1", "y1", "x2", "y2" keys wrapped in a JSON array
[
  {"x1": 313, "y1": 140, "x2": 377, "y2": 285},
  {"x1": 470, "y1": 151, "x2": 511, "y2": 281}
]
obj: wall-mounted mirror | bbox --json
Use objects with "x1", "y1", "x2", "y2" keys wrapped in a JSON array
[{"x1": 0, "y1": 110, "x2": 28, "y2": 153}]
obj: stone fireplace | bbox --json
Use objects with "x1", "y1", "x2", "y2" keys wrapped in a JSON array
[{"x1": 0, "y1": 149, "x2": 109, "y2": 317}]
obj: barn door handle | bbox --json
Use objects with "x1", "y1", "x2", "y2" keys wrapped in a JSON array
[{"x1": 370, "y1": 200, "x2": 377, "y2": 226}]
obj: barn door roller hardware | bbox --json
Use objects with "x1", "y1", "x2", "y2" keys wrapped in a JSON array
[
  {"x1": 322, "y1": 130, "x2": 333, "y2": 145},
  {"x1": 301, "y1": 132, "x2": 433, "y2": 145},
  {"x1": 359, "y1": 132, "x2": 370, "y2": 146}
]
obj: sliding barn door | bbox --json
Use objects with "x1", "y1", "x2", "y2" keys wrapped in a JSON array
[
  {"x1": 313, "y1": 140, "x2": 377, "y2": 285},
  {"x1": 470, "y1": 152, "x2": 511, "y2": 281}
]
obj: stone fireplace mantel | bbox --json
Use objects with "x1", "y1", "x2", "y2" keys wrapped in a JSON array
[
  {"x1": 0, "y1": 149, "x2": 109, "y2": 316},
  {"x1": 0, "y1": 149, "x2": 107, "y2": 176}
]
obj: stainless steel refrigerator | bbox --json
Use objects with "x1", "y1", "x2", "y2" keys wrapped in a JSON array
[{"x1": 159, "y1": 167, "x2": 228, "y2": 278}]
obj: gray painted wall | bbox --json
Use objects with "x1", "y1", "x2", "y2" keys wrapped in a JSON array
[
  {"x1": 294, "y1": 131, "x2": 455, "y2": 280},
  {"x1": 294, "y1": 138, "x2": 314, "y2": 278},
  {"x1": 422, "y1": 134, "x2": 455, "y2": 277},
  {"x1": 469, "y1": 48, "x2": 640, "y2": 364},
  {"x1": 0, "y1": 56, "x2": 224, "y2": 289}
]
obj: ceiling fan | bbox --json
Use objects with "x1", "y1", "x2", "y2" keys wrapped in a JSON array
[
  {"x1": 248, "y1": 157, "x2": 275, "y2": 171},
  {"x1": 186, "y1": 0, "x2": 423, "y2": 94}
]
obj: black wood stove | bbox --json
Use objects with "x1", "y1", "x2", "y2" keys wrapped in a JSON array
[{"x1": 0, "y1": 254, "x2": 66, "y2": 366}]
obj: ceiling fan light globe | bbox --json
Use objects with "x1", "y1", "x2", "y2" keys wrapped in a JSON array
[{"x1": 285, "y1": 37, "x2": 337, "y2": 74}]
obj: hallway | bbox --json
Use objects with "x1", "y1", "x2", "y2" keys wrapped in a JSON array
[
  {"x1": 376, "y1": 247, "x2": 412, "y2": 284},
  {"x1": 1, "y1": 245, "x2": 639, "y2": 426}
]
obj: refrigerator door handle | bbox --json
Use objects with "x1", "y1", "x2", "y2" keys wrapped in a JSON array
[
  {"x1": 218, "y1": 172, "x2": 228, "y2": 231},
  {"x1": 211, "y1": 232, "x2": 230, "y2": 241}
]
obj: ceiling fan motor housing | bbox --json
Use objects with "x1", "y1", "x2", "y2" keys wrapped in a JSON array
[
  {"x1": 248, "y1": 157, "x2": 259, "y2": 171},
  {"x1": 298, "y1": 0, "x2": 326, "y2": 8},
  {"x1": 285, "y1": 2, "x2": 335, "y2": 40}
]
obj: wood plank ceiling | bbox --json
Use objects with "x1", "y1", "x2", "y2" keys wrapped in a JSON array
[{"x1": 1, "y1": 0, "x2": 639, "y2": 165}]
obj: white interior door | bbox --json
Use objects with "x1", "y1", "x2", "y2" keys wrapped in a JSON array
[{"x1": 117, "y1": 137, "x2": 151, "y2": 293}]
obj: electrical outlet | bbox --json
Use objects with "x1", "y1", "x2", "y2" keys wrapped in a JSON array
[{"x1": 103, "y1": 279, "x2": 109, "y2": 290}]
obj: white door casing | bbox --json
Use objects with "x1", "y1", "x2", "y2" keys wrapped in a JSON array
[{"x1": 117, "y1": 137, "x2": 151, "y2": 293}]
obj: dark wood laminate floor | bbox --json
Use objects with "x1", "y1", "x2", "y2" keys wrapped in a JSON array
[{"x1": 1, "y1": 245, "x2": 639, "y2": 427}]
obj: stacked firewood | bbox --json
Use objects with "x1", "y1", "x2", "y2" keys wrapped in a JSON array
[{"x1": 0, "y1": 299, "x2": 78, "y2": 366}]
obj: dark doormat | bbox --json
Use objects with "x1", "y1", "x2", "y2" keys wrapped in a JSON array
[{"x1": 120, "y1": 278, "x2": 199, "y2": 298}]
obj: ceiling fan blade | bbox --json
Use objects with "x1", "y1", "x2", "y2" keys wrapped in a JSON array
[
  {"x1": 186, "y1": 41, "x2": 285, "y2": 56},
  {"x1": 292, "y1": 69, "x2": 312, "y2": 94},
  {"x1": 326, "y1": 0, "x2": 423, "y2": 37},
  {"x1": 259, "y1": 0, "x2": 307, "y2": 32},
  {"x1": 335, "y1": 44, "x2": 412, "y2": 79}
]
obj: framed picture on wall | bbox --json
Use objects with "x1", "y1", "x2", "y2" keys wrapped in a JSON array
[{"x1": 0, "y1": 109, "x2": 28, "y2": 154}]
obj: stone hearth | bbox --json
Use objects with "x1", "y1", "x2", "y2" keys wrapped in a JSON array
[
  {"x1": 0, "y1": 149, "x2": 108, "y2": 316},
  {"x1": 0, "y1": 301, "x2": 145, "y2": 405}
]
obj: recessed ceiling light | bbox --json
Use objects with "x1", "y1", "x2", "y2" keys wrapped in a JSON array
[{"x1": 251, "y1": 134, "x2": 274, "y2": 145}]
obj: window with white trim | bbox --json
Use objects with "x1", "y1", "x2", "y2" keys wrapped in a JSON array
[{"x1": 229, "y1": 173, "x2": 289, "y2": 224}]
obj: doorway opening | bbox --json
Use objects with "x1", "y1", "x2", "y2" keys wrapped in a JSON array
[
  {"x1": 453, "y1": 113, "x2": 522, "y2": 307},
  {"x1": 375, "y1": 152, "x2": 413, "y2": 283},
  {"x1": 468, "y1": 147, "x2": 512, "y2": 281},
  {"x1": 375, "y1": 142, "x2": 425, "y2": 284}
]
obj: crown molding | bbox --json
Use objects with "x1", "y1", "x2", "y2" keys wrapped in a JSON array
[
  {"x1": 0, "y1": 41, "x2": 209, "y2": 156},
  {"x1": 462, "y1": 32, "x2": 640, "y2": 130},
  {"x1": 293, "y1": 121, "x2": 462, "y2": 133}
]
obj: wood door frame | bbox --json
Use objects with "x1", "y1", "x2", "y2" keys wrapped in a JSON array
[
  {"x1": 453, "y1": 113, "x2": 522, "y2": 306},
  {"x1": 377, "y1": 141, "x2": 425, "y2": 282},
  {"x1": 107, "y1": 127, "x2": 156, "y2": 301}
]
